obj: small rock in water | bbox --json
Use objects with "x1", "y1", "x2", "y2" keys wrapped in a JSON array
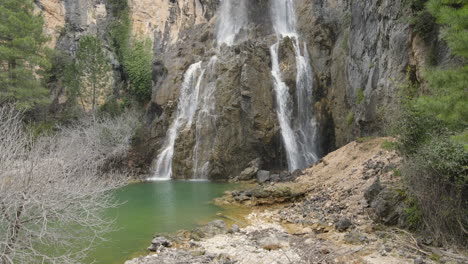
[{"x1": 335, "y1": 217, "x2": 352, "y2": 232}]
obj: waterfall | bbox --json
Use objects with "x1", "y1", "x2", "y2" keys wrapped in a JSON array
[
  {"x1": 150, "y1": 62, "x2": 205, "y2": 180},
  {"x1": 192, "y1": 56, "x2": 218, "y2": 179},
  {"x1": 216, "y1": 0, "x2": 248, "y2": 45},
  {"x1": 270, "y1": 0, "x2": 319, "y2": 171}
]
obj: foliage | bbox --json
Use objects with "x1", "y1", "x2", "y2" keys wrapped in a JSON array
[
  {"x1": 427, "y1": 0, "x2": 468, "y2": 58},
  {"x1": 98, "y1": 96, "x2": 124, "y2": 117},
  {"x1": 356, "y1": 88, "x2": 364, "y2": 104},
  {"x1": 380, "y1": 140, "x2": 396, "y2": 151},
  {"x1": 108, "y1": 3, "x2": 153, "y2": 103},
  {"x1": 346, "y1": 112, "x2": 354, "y2": 126},
  {"x1": 415, "y1": 0, "x2": 468, "y2": 130},
  {"x1": 75, "y1": 36, "x2": 112, "y2": 112},
  {"x1": 393, "y1": 0, "x2": 468, "y2": 245},
  {"x1": 0, "y1": 0, "x2": 50, "y2": 110},
  {"x1": 417, "y1": 66, "x2": 468, "y2": 128},
  {"x1": 122, "y1": 40, "x2": 153, "y2": 102}
]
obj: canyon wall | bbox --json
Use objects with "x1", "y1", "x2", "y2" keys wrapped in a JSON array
[{"x1": 38, "y1": 0, "x2": 437, "y2": 179}]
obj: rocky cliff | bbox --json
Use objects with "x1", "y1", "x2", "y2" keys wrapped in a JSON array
[{"x1": 37, "y1": 0, "x2": 440, "y2": 180}]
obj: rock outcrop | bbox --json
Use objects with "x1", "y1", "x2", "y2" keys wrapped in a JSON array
[
  {"x1": 37, "y1": 0, "x2": 448, "y2": 180},
  {"x1": 142, "y1": 0, "x2": 441, "y2": 180},
  {"x1": 127, "y1": 138, "x2": 468, "y2": 264}
]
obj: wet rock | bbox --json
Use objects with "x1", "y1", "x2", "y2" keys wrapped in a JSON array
[
  {"x1": 238, "y1": 159, "x2": 261, "y2": 181},
  {"x1": 335, "y1": 217, "x2": 352, "y2": 232},
  {"x1": 257, "y1": 170, "x2": 270, "y2": 183},
  {"x1": 148, "y1": 236, "x2": 171, "y2": 251}
]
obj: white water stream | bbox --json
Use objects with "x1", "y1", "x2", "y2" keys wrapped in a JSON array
[
  {"x1": 151, "y1": 0, "x2": 319, "y2": 180},
  {"x1": 270, "y1": 0, "x2": 319, "y2": 171},
  {"x1": 216, "y1": 0, "x2": 248, "y2": 45},
  {"x1": 150, "y1": 62, "x2": 205, "y2": 180},
  {"x1": 192, "y1": 56, "x2": 219, "y2": 179}
]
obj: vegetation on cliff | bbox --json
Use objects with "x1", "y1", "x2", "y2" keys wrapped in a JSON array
[
  {"x1": 108, "y1": 0, "x2": 153, "y2": 104},
  {"x1": 0, "y1": 0, "x2": 50, "y2": 111},
  {"x1": 397, "y1": 0, "x2": 467, "y2": 245}
]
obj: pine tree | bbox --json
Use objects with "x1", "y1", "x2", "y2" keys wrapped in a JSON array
[
  {"x1": 0, "y1": 0, "x2": 50, "y2": 110},
  {"x1": 75, "y1": 36, "x2": 111, "y2": 112},
  {"x1": 417, "y1": 0, "x2": 468, "y2": 128}
]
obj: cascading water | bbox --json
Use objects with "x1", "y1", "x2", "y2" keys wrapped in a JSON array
[
  {"x1": 192, "y1": 56, "x2": 219, "y2": 179},
  {"x1": 216, "y1": 0, "x2": 248, "y2": 45},
  {"x1": 151, "y1": 0, "x2": 248, "y2": 180},
  {"x1": 150, "y1": 62, "x2": 205, "y2": 180},
  {"x1": 151, "y1": 0, "x2": 318, "y2": 180},
  {"x1": 270, "y1": 0, "x2": 319, "y2": 171}
]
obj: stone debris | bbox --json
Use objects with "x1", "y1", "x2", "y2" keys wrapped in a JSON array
[{"x1": 127, "y1": 138, "x2": 467, "y2": 264}]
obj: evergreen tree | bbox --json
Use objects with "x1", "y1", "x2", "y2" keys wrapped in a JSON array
[
  {"x1": 75, "y1": 36, "x2": 111, "y2": 112},
  {"x1": 0, "y1": 0, "x2": 50, "y2": 110},
  {"x1": 417, "y1": 0, "x2": 468, "y2": 128}
]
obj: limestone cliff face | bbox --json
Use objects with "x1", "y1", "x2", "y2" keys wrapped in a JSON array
[
  {"x1": 295, "y1": 0, "x2": 413, "y2": 146},
  {"x1": 129, "y1": 0, "x2": 216, "y2": 47},
  {"x1": 37, "y1": 0, "x2": 439, "y2": 179},
  {"x1": 144, "y1": 0, "x2": 431, "y2": 179},
  {"x1": 38, "y1": 0, "x2": 119, "y2": 112},
  {"x1": 35, "y1": 0, "x2": 65, "y2": 48}
]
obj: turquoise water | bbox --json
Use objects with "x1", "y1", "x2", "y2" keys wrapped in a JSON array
[{"x1": 85, "y1": 181, "x2": 237, "y2": 264}]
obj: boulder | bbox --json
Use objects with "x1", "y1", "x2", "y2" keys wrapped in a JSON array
[
  {"x1": 238, "y1": 159, "x2": 261, "y2": 180},
  {"x1": 257, "y1": 170, "x2": 270, "y2": 183},
  {"x1": 335, "y1": 217, "x2": 352, "y2": 232},
  {"x1": 147, "y1": 236, "x2": 171, "y2": 251},
  {"x1": 228, "y1": 224, "x2": 240, "y2": 233},
  {"x1": 259, "y1": 236, "x2": 282, "y2": 251}
]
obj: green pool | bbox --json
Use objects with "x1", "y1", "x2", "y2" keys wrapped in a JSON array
[{"x1": 85, "y1": 180, "x2": 237, "y2": 264}]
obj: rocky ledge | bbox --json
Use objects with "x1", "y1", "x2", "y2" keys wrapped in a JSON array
[{"x1": 126, "y1": 138, "x2": 467, "y2": 264}]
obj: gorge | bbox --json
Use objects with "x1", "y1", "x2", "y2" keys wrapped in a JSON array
[
  {"x1": 2, "y1": 0, "x2": 465, "y2": 263},
  {"x1": 37, "y1": 0, "x2": 441, "y2": 181}
]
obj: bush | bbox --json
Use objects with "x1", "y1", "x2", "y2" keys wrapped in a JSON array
[
  {"x1": 0, "y1": 105, "x2": 141, "y2": 263},
  {"x1": 409, "y1": 10, "x2": 437, "y2": 41},
  {"x1": 108, "y1": 4, "x2": 153, "y2": 103},
  {"x1": 122, "y1": 41, "x2": 153, "y2": 103},
  {"x1": 394, "y1": 107, "x2": 467, "y2": 244}
]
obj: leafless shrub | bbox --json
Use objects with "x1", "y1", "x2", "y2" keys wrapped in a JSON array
[{"x1": 0, "y1": 106, "x2": 138, "y2": 263}]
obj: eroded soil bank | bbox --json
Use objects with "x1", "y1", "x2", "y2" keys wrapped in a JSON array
[{"x1": 126, "y1": 138, "x2": 467, "y2": 264}]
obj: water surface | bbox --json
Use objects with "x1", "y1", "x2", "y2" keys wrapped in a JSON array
[{"x1": 86, "y1": 181, "x2": 237, "y2": 264}]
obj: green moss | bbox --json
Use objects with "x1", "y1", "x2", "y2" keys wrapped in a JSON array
[
  {"x1": 356, "y1": 88, "x2": 364, "y2": 104},
  {"x1": 341, "y1": 30, "x2": 349, "y2": 52},
  {"x1": 356, "y1": 136, "x2": 375, "y2": 143},
  {"x1": 429, "y1": 253, "x2": 441, "y2": 263},
  {"x1": 346, "y1": 112, "x2": 354, "y2": 126},
  {"x1": 380, "y1": 140, "x2": 396, "y2": 151}
]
